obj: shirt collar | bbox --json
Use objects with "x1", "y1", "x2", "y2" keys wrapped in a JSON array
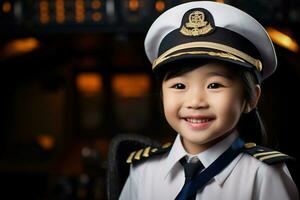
[
  {"x1": 162, "y1": 134, "x2": 187, "y2": 179},
  {"x1": 163, "y1": 131, "x2": 241, "y2": 186}
]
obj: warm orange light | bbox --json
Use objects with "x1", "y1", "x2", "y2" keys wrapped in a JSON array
[
  {"x1": 37, "y1": 135, "x2": 55, "y2": 151},
  {"x1": 129, "y1": 0, "x2": 139, "y2": 11},
  {"x1": 39, "y1": 0, "x2": 50, "y2": 24},
  {"x1": 75, "y1": 0, "x2": 85, "y2": 22},
  {"x1": 55, "y1": 0, "x2": 65, "y2": 23},
  {"x1": 77, "y1": 73, "x2": 103, "y2": 96},
  {"x1": 76, "y1": 6, "x2": 84, "y2": 12},
  {"x1": 92, "y1": 12, "x2": 102, "y2": 22},
  {"x1": 267, "y1": 27, "x2": 299, "y2": 53},
  {"x1": 112, "y1": 74, "x2": 150, "y2": 98},
  {"x1": 3, "y1": 38, "x2": 39, "y2": 57},
  {"x1": 216, "y1": 0, "x2": 224, "y2": 3},
  {"x1": 155, "y1": 1, "x2": 165, "y2": 12},
  {"x1": 40, "y1": 15, "x2": 50, "y2": 24},
  {"x1": 2, "y1": 1, "x2": 12, "y2": 13},
  {"x1": 76, "y1": 16, "x2": 85, "y2": 23},
  {"x1": 91, "y1": 0, "x2": 102, "y2": 9},
  {"x1": 56, "y1": 14, "x2": 65, "y2": 23}
]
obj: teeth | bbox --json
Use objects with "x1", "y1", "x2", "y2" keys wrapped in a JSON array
[{"x1": 187, "y1": 118, "x2": 210, "y2": 123}]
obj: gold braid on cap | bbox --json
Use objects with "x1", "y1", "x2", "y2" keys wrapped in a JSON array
[{"x1": 153, "y1": 41, "x2": 262, "y2": 71}]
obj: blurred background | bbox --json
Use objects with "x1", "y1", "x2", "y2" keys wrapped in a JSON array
[{"x1": 0, "y1": 0, "x2": 299, "y2": 199}]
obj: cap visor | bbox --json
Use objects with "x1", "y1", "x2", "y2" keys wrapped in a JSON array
[{"x1": 153, "y1": 53, "x2": 254, "y2": 74}]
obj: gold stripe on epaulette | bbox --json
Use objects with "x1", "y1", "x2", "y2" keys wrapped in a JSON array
[
  {"x1": 142, "y1": 147, "x2": 151, "y2": 157},
  {"x1": 134, "y1": 149, "x2": 144, "y2": 160},
  {"x1": 151, "y1": 148, "x2": 158, "y2": 153},
  {"x1": 254, "y1": 151, "x2": 280, "y2": 158},
  {"x1": 162, "y1": 142, "x2": 172, "y2": 149},
  {"x1": 259, "y1": 153, "x2": 288, "y2": 161},
  {"x1": 244, "y1": 143, "x2": 256, "y2": 149},
  {"x1": 126, "y1": 151, "x2": 136, "y2": 164}
]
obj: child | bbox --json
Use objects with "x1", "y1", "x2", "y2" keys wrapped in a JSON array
[{"x1": 119, "y1": 1, "x2": 299, "y2": 199}]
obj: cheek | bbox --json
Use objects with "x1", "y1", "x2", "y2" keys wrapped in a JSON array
[
  {"x1": 162, "y1": 93, "x2": 175, "y2": 116},
  {"x1": 162, "y1": 90, "x2": 181, "y2": 125},
  {"x1": 213, "y1": 92, "x2": 244, "y2": 120}
]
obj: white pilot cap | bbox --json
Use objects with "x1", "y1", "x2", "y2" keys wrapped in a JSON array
[{"x1": 144, "y1": 1, "x2": 277, "y2": 82}]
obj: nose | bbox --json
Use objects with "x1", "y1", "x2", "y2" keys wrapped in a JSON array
[{"x1": 185, "y1": 88, "x2": 208, "y2": 109}]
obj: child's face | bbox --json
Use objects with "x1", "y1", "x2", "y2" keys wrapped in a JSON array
[{"x1": 162, "y1": 63, "x2": 245, "y2": 154}]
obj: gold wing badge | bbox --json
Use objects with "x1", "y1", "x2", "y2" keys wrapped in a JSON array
[{"x1": 180, "y1": 10, "x2": 213, "y2": 36}]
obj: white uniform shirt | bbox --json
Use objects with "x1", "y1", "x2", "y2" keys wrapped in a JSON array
[{"x1": 119, "y1": 133, "x2": 299, "y2": 200}]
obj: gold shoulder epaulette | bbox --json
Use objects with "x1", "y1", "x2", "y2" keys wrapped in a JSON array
[
  {"x1": 126, "y1": 142, "x2": 172, "y2": 164},
  {"x1": 243, "y1": 142, "x2": 294, "y2": 165}
]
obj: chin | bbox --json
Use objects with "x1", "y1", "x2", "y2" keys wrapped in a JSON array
[
  {"x1": 183, "y1": 134, "x2": 210, "y2": 145},
  {"x1": 184, "y1": 131, "x2": 225, "y2": 144}
]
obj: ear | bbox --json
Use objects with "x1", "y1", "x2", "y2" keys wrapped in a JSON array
[{"x1": 243, "y1": 85, "x2": 261, "y2": 113}]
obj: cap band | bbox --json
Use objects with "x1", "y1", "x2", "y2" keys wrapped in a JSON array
[{"x1": 153, "y1": 41, "x2": 262, "y2": 71}]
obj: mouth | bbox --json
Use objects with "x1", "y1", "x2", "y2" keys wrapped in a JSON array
[
  {"x1": 185, "y1": 118, "x2": 212, "y2": 123},
  {"x1": 182, "y1": 116, "x2": 215, "y2": 129}
]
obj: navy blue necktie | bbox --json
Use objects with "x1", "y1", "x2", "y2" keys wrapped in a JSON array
[
  {"x1": 175, "y1": 137, "x2": 244, "y2": 200},
  {"x1": 179, "y1": 157, "x2": 204, "y2": 200}
]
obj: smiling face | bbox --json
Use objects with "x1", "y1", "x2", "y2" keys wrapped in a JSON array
[{"x1": 162, "y1": 63, "x2": 246, "y2": 154}]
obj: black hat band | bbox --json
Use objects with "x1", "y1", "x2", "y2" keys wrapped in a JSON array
[{"x1": 153, "y1": 41, "x2": 262, "y2": 71}]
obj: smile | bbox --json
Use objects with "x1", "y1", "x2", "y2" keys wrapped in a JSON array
[
  {"x1": 186, "y1": 118, "x2": 212, "y2": 123},
  {"x1": 183, "y1": 116, "x2": 214, "y2": 129}
]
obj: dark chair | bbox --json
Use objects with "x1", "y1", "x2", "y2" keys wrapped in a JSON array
[{"x1": 106, "y1": 134, "x2": 160, "y2": 200}]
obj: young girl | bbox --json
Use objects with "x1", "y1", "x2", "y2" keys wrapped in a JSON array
[{"x1": 119, "y1": 1, "x2": 299, "y2": 199}]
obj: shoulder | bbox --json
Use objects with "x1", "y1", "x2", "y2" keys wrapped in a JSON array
[
  {"x1": 126, "y1": 142, "x2": 172, "y2": 165},
  {"x1": 241, "y1": 144, "x2": 299, "y2": 199},
  {"x1": 237, "y1": 151, "x2": 299, "y2": 199},
  {"x1": 242, "y1": 142, "x2": 295, "y2": 165},
  {"x1": 125, "y1": 142, "x2": 172, "y2": 184}
]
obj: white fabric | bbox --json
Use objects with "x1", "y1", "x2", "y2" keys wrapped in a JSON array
[
  {"x1": 119, "y1": 133, "x2": 299, "y2": 200},
  {"x1": 144, "y1": 1, "x2": 277, "y2": 79}
]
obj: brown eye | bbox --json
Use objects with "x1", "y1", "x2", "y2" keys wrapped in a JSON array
[
  {"x1": 207, "y1": 83, "x2": 223, "y2": 89},
  {"x1": 171, "y1": 83, "x2": 186, "y2": 89}
]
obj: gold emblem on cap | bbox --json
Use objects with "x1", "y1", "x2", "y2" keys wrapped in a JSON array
[{"x1": 180, "y1": 10, "x2": 213, "y2": 36}]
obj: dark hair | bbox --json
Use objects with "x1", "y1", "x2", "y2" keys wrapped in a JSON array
[
  {"x1": 155, "y1": 61, "x2": 268, "y2": 145},
  {"x1": 236, "y1": 69, "x2": 268, "y2": 145}
]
